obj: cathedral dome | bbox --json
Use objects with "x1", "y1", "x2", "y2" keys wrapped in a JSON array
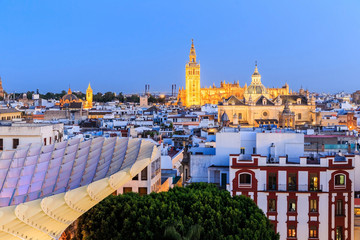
[
  {"x1": 62, "y1": 88, "x2": 79, "y2": 102},
  {"x1": 62, "y1": 94, "x2": 78, "y2": 102},
  {"x1": 246, "y1": 84, "x2": 268, "y2": 95}
]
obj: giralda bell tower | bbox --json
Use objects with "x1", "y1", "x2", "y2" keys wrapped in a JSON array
[{"x1": 185, "y1": 39, "x2": 201, "y2": 107}]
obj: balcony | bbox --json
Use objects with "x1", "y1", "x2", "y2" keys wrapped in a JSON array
[{"x1": 263, "y1": 184, "x2": 323, "y2": 192}]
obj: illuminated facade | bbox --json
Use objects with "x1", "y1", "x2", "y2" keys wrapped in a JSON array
[
  {"x1": 218, "y1": 93, "x2": 316, "y2": 128},
  {"x1": 59, "y1": 84, "x2": 93, "y2": 109},
  {"x1": 83, "y1": 83, "x2": 93, "y2": 109},
  {"x1": 177, "y1": 41, "x2": 290, "y2": 107},
  {"x1": 0, "y1": 77, "x2": 4, "y2": 98}
]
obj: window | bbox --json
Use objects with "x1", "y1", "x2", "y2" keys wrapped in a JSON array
[
  {"x1": 49, "y1": 137, "x2": 52, "y2": 145},
  {"x1": 309, "y1": 173, "x2": 319, "y2": 191},
  {"x1": 12, "y1": 138, "x2": 19, "y2": 149},
  {"x1": 335, "y1": 174, "x2": 345, "y2": 186},
  {"x1": 298, "y1": 113, "x2": 302, "y2": 119},
  {"x1": 238, "y1": 113, "x2": 242, "y2": 120},
  {"x1": 336, "y1": 200, "x2": 343, "y2": 216},
  {"x1": 310, "y1": 199, "x2": 318, "y2": 212},
  {"x1": 132, "y1": 174, "x2": 138, "y2": 180},
  {"x1": 268, "y1": 173, "x2": 277, "y2": 190},
  {"x1": 240, "y1": 147, "x2": 245, "y2": 154},
  {"x1": 288, "y1": 226, "x2": 296, "y2": 237},
  {"x1": 43, "y1": 138, "x2": 47, "y2": 146},
  {"x1": 336, "y1": 227, "x2": 343, "y2": 240},
  {"x1": 253, "y1": 147, "x2": 256, "y2": 154},
  {"x1": 141, "y1": 166, "x2": 148, "y2": 181},
  {"x1": 138, "y1": 187, "x2": 147, "y2": 196},
  {"x1": 355, "y1": 207, "x2": 360, "y2": 216},
  {"x1": 123, "y1": 187, "x2": 132, "y2": 193},
  {"x1": 288, "y1": 199, "x2": 296, "y2": 212},
  {"x1": 268, "y1": 199, "x2": 276, "y2": 212},
  {"x1": 0, "y1": 139, "x2": 3, "y2": 151},
  {"x1": 239, "y1": 173, "x2": 251, "y2": 185},
  {"x1": 309, "y1": 226, "x2": 318, "y2": 238},
  {"x1": 288, "y1": 173, "x2": 297, "y2": 191}
]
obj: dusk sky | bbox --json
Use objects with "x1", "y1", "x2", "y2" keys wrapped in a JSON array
[{"x1": 0, "y1": 0, "x2": 359, "y2": 94}]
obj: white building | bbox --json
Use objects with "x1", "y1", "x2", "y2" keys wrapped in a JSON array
[
  {"x1": 0, "y1": 123, "x2": 64, "y2": 150},
  {"x1": 117, "y1": 140, "x2": 161, "y2": 195},
  {"x1": 228, "y1": 134, "x2": 356, "y2": 240},
  {"x1": 190, "y1": 128, "x2": 304, "y2": 188}
]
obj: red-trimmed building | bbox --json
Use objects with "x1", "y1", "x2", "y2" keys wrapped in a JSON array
[{"x1": 229, "y1": 153, "x2": 355, "y2": 240}]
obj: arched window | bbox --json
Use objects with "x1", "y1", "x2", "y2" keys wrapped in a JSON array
[
  {"x1": 335, "y1": 174, "x2": 345, "y2": 186},
  {"x1": 239, "y1": 173, "x2": 251, "y2": 185}
]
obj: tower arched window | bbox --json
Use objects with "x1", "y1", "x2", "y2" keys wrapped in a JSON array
[
  {"x1": 239, "y1": 173, "x2": 251, "y2": 186},
  {"x1": 335, "y1": 174, "x2": 345, "y2": 186}
]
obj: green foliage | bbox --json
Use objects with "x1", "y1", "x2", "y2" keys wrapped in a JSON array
[
  {"x1": 74, "y1": 183, "x2": 278, "y2": 240},
  {"x1": 148, "y1": 94, "x2": 165, "y2": 104},
  {"x1": 117, "y1": 92, "x2": 125, "y2": 102},
  {"x1": 126, "y1": 94, "x2": 140, "y2": 103},
  {"x1": 40, "y1": 91, "x2": 66, "y2": 100}
]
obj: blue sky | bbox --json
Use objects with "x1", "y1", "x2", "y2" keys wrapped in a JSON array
[{"x1": 0, "y1": 0, "x2": 359, "y2": 94}]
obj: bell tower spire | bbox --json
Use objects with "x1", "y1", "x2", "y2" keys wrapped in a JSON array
[{"x1": 189, "y1": 39, "x2": 196, "y2": 63}]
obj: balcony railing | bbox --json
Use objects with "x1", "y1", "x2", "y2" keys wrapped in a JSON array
[{"x1": 264, "y1": 184, "x2": 323, "y2": 192}]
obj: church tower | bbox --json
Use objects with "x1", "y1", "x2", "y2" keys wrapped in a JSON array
[
  {"x1": 185, "y1": 39, "x2": 201, "y2": 107},
  {"x1": 0, "y1": 77, "x2": 4, "y2": 98},
  {"x1": 85, "y1": 83, "x2": 93, "y2": 109}
]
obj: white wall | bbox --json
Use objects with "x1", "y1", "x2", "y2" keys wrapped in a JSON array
[
  {"x1": 190, "y1": 155, "x2": 217, "y2": 182},
  {"x1": 216, "y1": 131, "x2": 256, "y2": 165},
  {"x1": 256, "y1": 133, "x2": 304, "y2": 159}
]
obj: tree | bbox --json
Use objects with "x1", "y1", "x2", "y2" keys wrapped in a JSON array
[
  {"x1": 73, "y1": 91, "x2": 85, "y2": 100},
  {"x1": 74, "y1": 183, "x2": 278, "y2": 240},
  {"x1": 126, "y1": 94, "x2": 140, "y2": 103},
  {"x1": 148, "y1": 95, "x2": 157, "y2": 103},
  {"x1": 117, "y1": 92, "x2": 125, "y2": 102},
  {"x1": 102, "y1": 91, "x2": 116, "y2": 102},
  {"x1": 93, "y1": 92, "x2": 103, "y2": 102}
]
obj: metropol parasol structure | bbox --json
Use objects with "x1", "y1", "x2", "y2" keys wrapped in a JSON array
[{"x1": 0, "y1": 137, "x2": 160, "y2": 239}]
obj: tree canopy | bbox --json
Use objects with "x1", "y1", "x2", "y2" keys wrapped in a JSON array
[{"x1": 74, "y1": 183, "x2": 278, "y2": 240}]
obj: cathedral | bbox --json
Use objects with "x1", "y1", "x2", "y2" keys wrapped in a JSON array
[
  {"x1": 177, "y1": 40, "x2": 290, "y2": 107},
  {"x1": 59, "y1": 83, "x2": 93, "y2": 109},
  {"x1": 177, "y1": 40, "x2": 316, "y2": 128}
]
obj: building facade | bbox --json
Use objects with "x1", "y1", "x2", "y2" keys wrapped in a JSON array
[
  {"x1": 218, "y1": 89, "x2": 316, "y2": 128},
  {"x1": 229, "y1": 150, "x2": 355, "y2": 240}
]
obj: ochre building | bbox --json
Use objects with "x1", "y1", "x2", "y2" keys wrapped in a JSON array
[{"x1": 177, "y1": 40, "x2": 290, "y2": 107}]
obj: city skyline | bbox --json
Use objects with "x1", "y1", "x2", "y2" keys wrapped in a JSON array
[{"x1": 0, "y1": 0, "x2": 359, "y2": 94}]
